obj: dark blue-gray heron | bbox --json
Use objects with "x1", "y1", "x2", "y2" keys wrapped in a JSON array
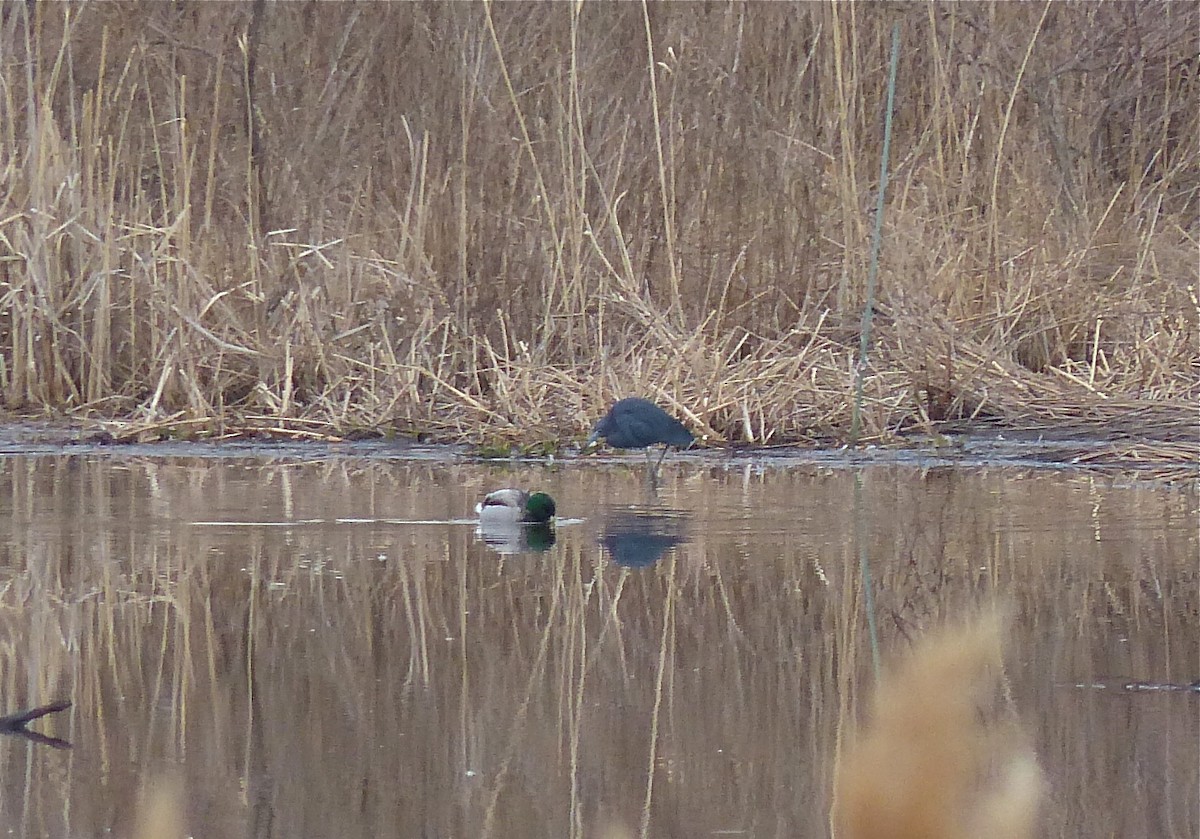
[{"x1": 586, "y1": 397, "x2": 695, "y2": 471}]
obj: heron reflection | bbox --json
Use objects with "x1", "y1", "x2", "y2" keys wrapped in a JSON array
[{"x1": 599, "y1": 509, "x2": 690, "y2": 568}]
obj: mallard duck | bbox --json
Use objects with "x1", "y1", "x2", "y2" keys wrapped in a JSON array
[{"x1": 475, "y1": 489, "x2": 557, "y2": 524}]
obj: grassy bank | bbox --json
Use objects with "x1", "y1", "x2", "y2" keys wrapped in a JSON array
[{"x1": 1, "y1": 2, "x2": 1196, "y2": 450}]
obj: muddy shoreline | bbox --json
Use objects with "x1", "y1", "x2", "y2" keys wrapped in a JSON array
[{"x1": 0, "y1": 420, "x2": 1195, "y2": 485}]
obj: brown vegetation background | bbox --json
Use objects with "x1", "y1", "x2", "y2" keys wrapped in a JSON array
[{"x1": 1, "y1": 2, "x2": 1196, "y2": 445}]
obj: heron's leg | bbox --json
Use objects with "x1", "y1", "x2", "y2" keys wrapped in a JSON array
[
  {"x1": 654, "y1": 445, "x2": 670, "y2": 471},
  {"x1": 642, "y1": 445, "x2": 669, "y2": 486},
  {"x1": 643, "y1": 457, "x2": 661, "y2": 490}
]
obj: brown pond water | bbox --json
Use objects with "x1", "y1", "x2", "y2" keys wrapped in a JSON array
[{"x1": 0, "y1": 445, "x2": 1195, "y2": 838}]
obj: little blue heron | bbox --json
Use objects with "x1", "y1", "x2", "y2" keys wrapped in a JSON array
[
  {"x1": 475, "y1": 489, "x2": 557, "y2": 524},
  {"x1": 586, "y1": 397, "x2": 694, "y2": 471}
]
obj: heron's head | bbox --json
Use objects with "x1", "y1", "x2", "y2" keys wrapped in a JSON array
[{"x1": 584, "y1": 415, "x2": 611, "y2": 448}]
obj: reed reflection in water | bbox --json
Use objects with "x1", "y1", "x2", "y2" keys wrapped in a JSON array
[{"x1": 0, "y1": 453, "x2": 1194, "y2": 837}]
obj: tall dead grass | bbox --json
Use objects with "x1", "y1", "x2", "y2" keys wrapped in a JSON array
[
  {"x1": 1, "y1": 2, "x2": 1196, "y2": 447},
  {"x1": 833, "y1": 613, "x2": 1042, "y2": 839}
]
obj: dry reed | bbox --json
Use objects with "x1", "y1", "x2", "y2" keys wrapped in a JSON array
[
  {"x1": 834, "y1": 612, "x2": 1042, "y2": 839},
  {"x1": 0, "y1": 3, "x2": 1196, "y2": 453}
]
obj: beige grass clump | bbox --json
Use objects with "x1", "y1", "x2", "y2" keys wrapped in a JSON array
[
  {"x1": 131, "y1": 773, "x2": 186, "y2": 839},
  {"x1": 834, "y1": 614, "x2": 1042, "y2": 839}
]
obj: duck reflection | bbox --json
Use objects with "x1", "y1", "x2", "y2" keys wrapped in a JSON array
[
  {"x1": 474, "y1": 520, "x2": 557, "y2": 555},
  {"x1": 0, "y1": 701, "x2": 71, "y2": 749},
  {"x1": 600, "y1": 509, "x2": 689, "y2": 568}
]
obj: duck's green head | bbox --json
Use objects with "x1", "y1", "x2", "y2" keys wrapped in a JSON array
[{"x1": 524, "y1": 492, "x2": 556, "y2": 523}]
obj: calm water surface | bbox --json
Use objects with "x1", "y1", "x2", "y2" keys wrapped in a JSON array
[{"x1": 0, "y1": 447, "x2": 1195, "y2": 837}]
